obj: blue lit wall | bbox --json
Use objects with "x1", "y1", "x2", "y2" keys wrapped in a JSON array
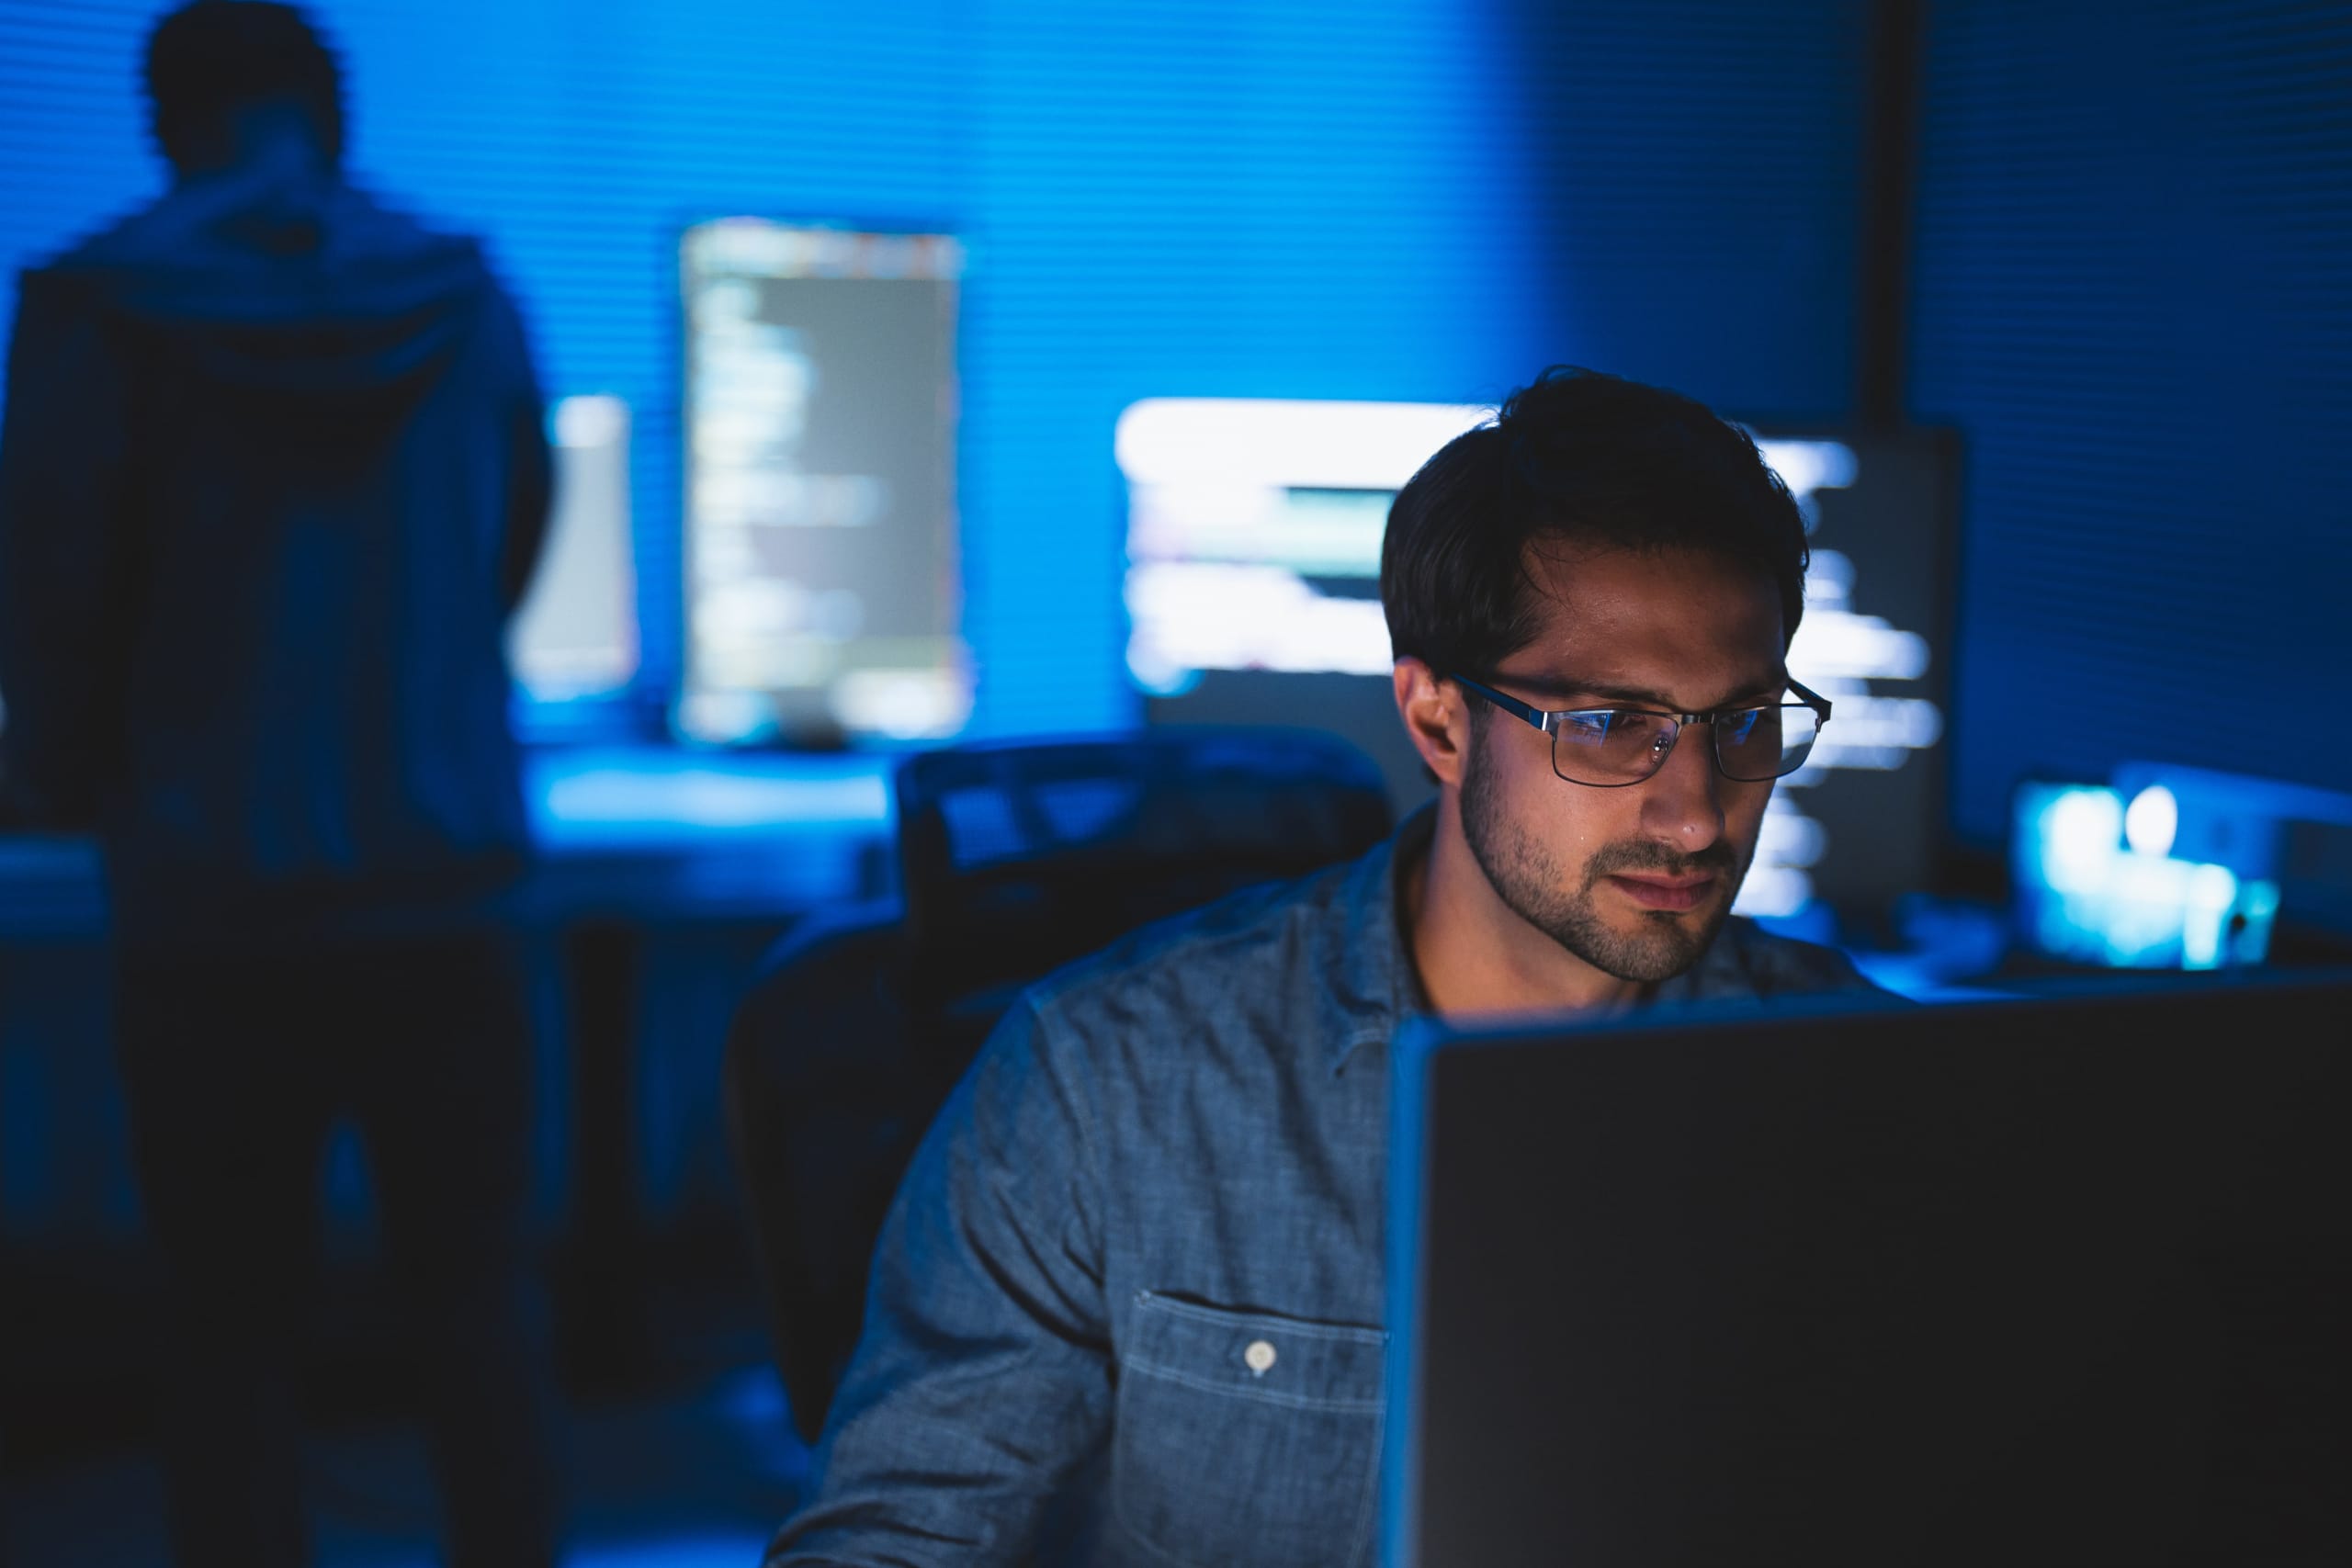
[
  {"x1": 2, "y1": 0, "x2": 1873, "y2": 742},
  {"x1": 1911, "y1": 3, "x2": 2352, "y2": 844},
  {"x1": 1507, "y1": 1, "x2": 1869, "y2": 420}
]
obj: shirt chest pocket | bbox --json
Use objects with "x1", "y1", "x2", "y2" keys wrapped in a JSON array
[{"x1": 1113, "y1": 1290, "x2": 1386, "y2": 1568}]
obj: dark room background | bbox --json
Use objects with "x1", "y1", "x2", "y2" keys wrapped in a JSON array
[
  {"x1": 3, "y1": 2, "x2": 2349, "y2": 1560},
  {"x1": 11, "y1": 2, "x2": 2340, "y2": 844}
]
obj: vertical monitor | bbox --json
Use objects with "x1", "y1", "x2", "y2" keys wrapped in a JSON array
[
  {"x1": 679, "y1": 220, "x2": 968, "y2": 745},
  {"x1": 509, "y1": 393, "x2": 639, "y2": 710}
]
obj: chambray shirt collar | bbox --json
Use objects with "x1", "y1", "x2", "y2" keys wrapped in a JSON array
[{"x1": 1317, "y1": 805, "x2": 1436, "y2": 1073}]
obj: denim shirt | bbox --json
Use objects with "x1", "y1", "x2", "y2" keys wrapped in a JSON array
[{"x1": 768, "y1": 810, "x2": 1877, "y2": 1568}]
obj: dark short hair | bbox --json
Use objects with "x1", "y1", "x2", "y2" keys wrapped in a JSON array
[
  {"x1": 1380, "y1": 366, "x2": 1809, "y2": 680},
  {"x1": 146, "y1": 0, "x2": 345, "y2": 168}
]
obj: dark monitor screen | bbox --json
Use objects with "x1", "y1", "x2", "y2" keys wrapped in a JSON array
[
  {"x1": 1384, "y1": 975, "x2": 2352, "y2": 1567},
  {"x1": 679, "y1": 220, "x2": 968, "y2": 745},
  {"x1": 1121, "y1": 400, "x2": 1957, "y2": 920},
  {"x1": 1756, "y1": 424, "x2": 1959, "y2": 916}
]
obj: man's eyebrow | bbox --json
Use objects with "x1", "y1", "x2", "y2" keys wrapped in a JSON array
[{"x1": 1509, "y1": 672, "x2": 1790, "y2": 710}]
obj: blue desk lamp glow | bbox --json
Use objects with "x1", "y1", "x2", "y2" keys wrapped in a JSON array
[{"x1": 2014, "y1": 782, "x2": 2279, "y2": 969}]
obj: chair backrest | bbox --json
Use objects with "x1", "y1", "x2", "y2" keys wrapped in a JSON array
[
  {"x1": 727, "y1": 727, "x2": 1394, "y2": 1440},
  {"x1": 894, "y1": 728, "x2": 1394, "y2": 1013}
]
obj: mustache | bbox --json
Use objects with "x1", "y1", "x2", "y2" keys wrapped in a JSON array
[{"x1": 1582, "y1": 839, "x2": 1739, "y2": 884}]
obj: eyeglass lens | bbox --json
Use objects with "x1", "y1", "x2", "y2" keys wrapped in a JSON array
[{"x1": 1549, "y1": 704, "x2": 1821, "y2": 785}]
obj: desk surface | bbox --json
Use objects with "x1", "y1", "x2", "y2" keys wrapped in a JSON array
[{"x1": 0, "y1": 747, "x2": 898, "y2": 938}]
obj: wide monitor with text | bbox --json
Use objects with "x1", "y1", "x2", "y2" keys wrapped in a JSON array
[{"x1": 1118, "y1": 399, "x2": 1956, "y2": 919}]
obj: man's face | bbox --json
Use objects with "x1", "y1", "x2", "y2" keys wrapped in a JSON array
[{"x1": 1457, "y1": 542, "x2": 1786, "y2": 983}]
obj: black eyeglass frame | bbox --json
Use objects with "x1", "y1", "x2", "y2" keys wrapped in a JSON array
[{"x1": 1446, "y1": 671, "x2": 1834, "y2": 787}]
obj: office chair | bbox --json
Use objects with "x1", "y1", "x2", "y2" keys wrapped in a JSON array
[{"x1": 725, "y1": 728, "x2": 1394, "y2": 1441}]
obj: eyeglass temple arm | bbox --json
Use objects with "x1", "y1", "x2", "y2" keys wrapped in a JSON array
[{"x1": 1444, "y1": 673, "x2": 1549, "y2": 731}]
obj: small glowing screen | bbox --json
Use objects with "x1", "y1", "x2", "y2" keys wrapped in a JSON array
[
  {"x1": 2013, "y1": 783, "x2": 2278, "y2": 969},
  {"x1": 510, "y1": 394, "x2": 639, "y2": 705}
]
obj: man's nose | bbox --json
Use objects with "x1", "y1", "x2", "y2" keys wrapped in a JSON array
[{"x1": 1637, "y1": 723, "x2": 1726, "y2": 852}]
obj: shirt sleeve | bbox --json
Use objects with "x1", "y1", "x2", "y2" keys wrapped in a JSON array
[
  {"x1": 766, "y1": 992, "x2": 1114, "y2": 1566},
  {"x1": 0, "y1": 270, "x2": 135, "y2": 825}
]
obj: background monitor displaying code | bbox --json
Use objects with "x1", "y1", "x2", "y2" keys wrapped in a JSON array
[
  {"x1": 1118, "y1": 399, "x2": 1958, "y2": 921},
  {"x1": 679, "y1": 219, "x2": 968, "y2": 745},
  {"x1": 1750, "y1": 424, "x2": 1959, "y2": 918}
]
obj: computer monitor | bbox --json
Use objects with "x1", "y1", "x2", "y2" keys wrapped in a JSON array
[
  {"x1": 509, "y1": 394, "x2": 640, "y2": 713},
  {"x1": 1117, "y1": 400, "x2": 1957, "y2": 920},
  {"x1": 1384, "y1": 975, "x2": 2352, "y2": 1567},
  {"x1": 1750, "y1": 425, "x2": 1958, "y2": 919},
  {"x1": 678, "y1": 219, "x2": 968, "y2": 745}
]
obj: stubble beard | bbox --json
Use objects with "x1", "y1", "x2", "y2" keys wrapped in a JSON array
[{"x1": 1458, "y1": 742, "x2": 1752, "y2": 985}]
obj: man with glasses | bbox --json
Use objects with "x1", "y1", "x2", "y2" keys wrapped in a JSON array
[{"x1": 768, "y1": 367, "x2": 1880, "y2": 1568}]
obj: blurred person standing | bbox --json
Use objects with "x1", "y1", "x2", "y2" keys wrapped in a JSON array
[{"x1": 0, "y1": 4, "x2": 558, "y2": 1564}]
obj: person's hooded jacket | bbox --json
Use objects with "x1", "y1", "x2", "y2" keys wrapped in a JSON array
[{"x1": 0, "y1": 147, "x2": 549, "y2": 937}]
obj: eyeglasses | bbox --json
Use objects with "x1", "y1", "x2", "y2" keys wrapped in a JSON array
[{"x1": 1448, "y1": 672, "x2": 1833, "y2": 787}]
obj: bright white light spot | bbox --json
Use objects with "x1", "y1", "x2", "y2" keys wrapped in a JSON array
[
  {"x1": 2188, "y1": 861, "x2": 2238, "y2": 909},
  {"x1": 1130, "y1": 483, "x2": 1389, "y2": 577},
  {"x1": 1125, "y1": 563, "x2": 1394, "y2": 680},
  {"x1": 1803, "y1": 548, "x2": 1854, "y2": 608},
  {"x1": 831, "y1": 667, "x2": 973, "y2": 740},
  {"x1": 1753, "y1": 438, "x2": 1858, "y2": 500},
  {"x1": 1809, "y1": 694, "x2": 1943, "y2": 750},
  {"x1": 2044, "y1": 788, "x2": 2125, "y2": 893},
  {"x1": 552, "y1": 393, "x2": 628, "y2": 448},
  {"x1": 2181, "y1": 862, "x2": 2238, "y2": 970},
  {"x1": 1115, "y1": 399, "x2": 1489, "y2": 491},
  {"x1": 676, "y1": 689, "x2": 775, "y2": 746},
  {"x1": 686, "y1": 219, "x2": 964, "y2": 281},
  {"x1": 1788, "y1": 612, "x2": 1930, "y2": 681},
  {"x1": 1757, "y1": 800, "x2": 1827, "y2": 869},
  {"x1": 2123, "y1": 784, "x2": 2178, "y2": 859},
  {"x1": 1733, "y1": 864, "x2": 1815, "y2": 919}
]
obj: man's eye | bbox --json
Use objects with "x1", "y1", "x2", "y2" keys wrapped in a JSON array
[{"x1": 1560, "y1": 712, "x2": 1614, "y2": 744}]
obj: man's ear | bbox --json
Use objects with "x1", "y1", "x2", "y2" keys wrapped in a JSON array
[{"x1": 1393, "y1": 658, "x2": 1471, "y2": 790}]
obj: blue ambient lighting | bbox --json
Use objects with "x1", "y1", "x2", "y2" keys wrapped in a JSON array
[{"x1": 2013, "y1": 783, "x2": 2278, "y2": 970}]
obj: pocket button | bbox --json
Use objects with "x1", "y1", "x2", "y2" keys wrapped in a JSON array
[{"x1": 1243, "y1": 1338, "x2": 1277, "y2": 1376}]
